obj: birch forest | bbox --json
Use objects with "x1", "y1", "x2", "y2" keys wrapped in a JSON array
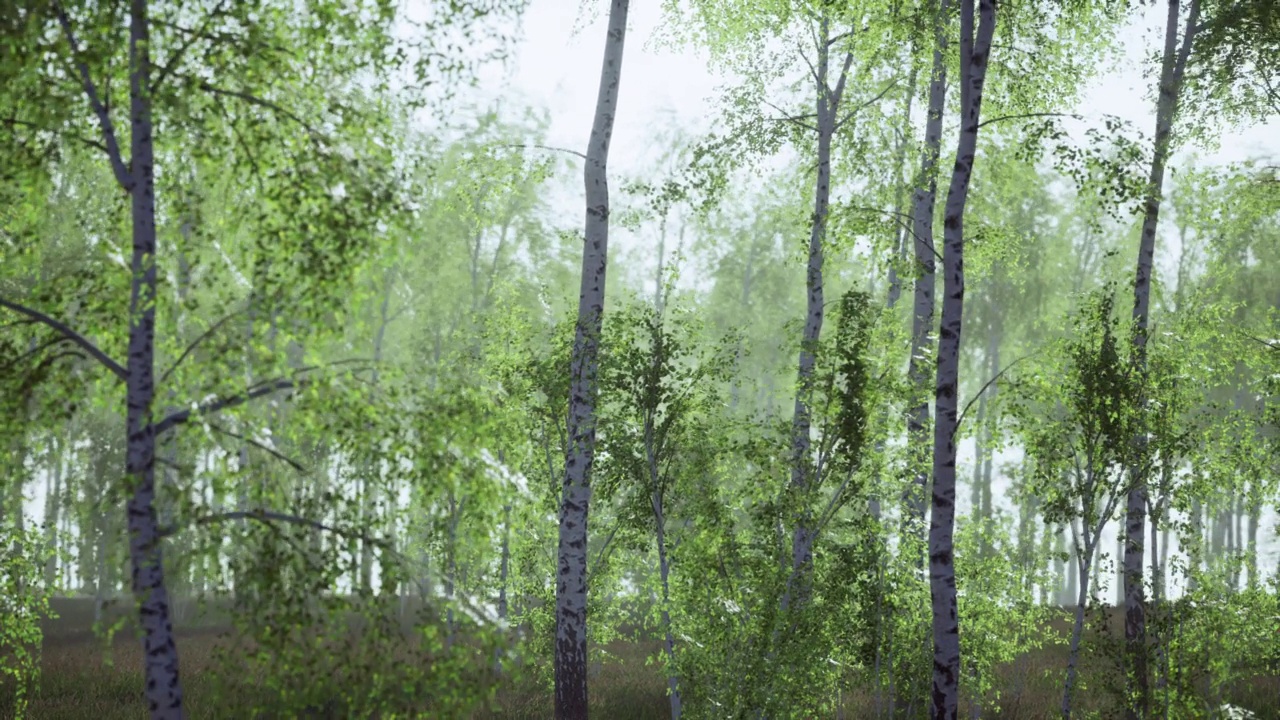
[{"x1": 2, "y1": 0, "x2": 1280, "y2": 718}]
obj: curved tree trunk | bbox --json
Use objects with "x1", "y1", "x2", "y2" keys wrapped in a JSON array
[{"x1": 555, "y1": 2, "x2": 630, "y2": 717}]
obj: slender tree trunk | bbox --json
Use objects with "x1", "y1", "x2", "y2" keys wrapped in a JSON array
[
  {"x1": 555, "y1": 2, "x2": 629, "y2": 716},
  {"x1": 786, "y1": 12, "x2": 848, "y2": 605},
  {"x1": 654, "y1": 493, "x2": 682, "y2": 720},
  {"x1": 1062, "y1": 551, "x2": 1096, "y2": 719},
  {"x1": 43, "y1": 434, "x2": 65, "y2": 589},
  {"x1": 1124, "y1": 3, "x2": 1200, "y2": 716},
  {"x1": 930, "y1": 3, "x2": 996, "y2": 717},
  {"x1": 904, "y1": 0, "x2": 950, "y2": 553}
]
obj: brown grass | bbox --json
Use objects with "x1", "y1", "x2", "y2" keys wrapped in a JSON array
[{"x1": 1, "y1": 599, "x2": 1276, "y2": 719}]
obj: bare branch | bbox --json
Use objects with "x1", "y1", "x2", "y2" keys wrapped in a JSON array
[
  {"x1": 52, "y1": 2, "x2": 132, "y2": 188},
  {"x1": 0, "y1": 296, "x2": 127, "y2": 380}
]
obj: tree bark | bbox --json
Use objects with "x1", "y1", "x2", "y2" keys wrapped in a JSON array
[
  {"x1": 555, "y1": 2, "x2": 629, "y2": 716},
  {"x1": 786, "y1": 12, "x2": 848, "y2": 602},
  {"x1": 931, "y1": 1, "x2": 996, "y2": 717},
  {"x1": 117, "y1": 0, "x2": 186, "y2": 715},
  {"x1": 1124, "y1": 3, "x2": 1200, "y2": 716},
  {"x1": 904, "y1": 0, "x2": 950, "y2": 554}
]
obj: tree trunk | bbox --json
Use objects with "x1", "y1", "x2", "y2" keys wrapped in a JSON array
[
  {"x1": 903, "y1": 0, "x2": 950, "y2": 553},
  {"x1": 555, "y1": 2, "x2": 629, "y2": 716},
  {"x1": 786, "y1": 11, "x2": 846, "y2": 605},
  {"x1": 931, "y1": 2, "x2": 996, "y2": 717},
  {"x1": 111, "y1": 1, "x2": 186, "y2": 715},
  {"x1": 654, "y1": 493, "x2": 682, "y2": 720},
  {"x1": 1062, "y1": 551, "x2": 1096, "y2": 719},
  {"x1": 1124, "y1": 3, "x2": 1200, "y2": 716}
]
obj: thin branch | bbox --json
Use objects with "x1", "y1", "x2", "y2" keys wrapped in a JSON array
[
  {"x1": 198, "y1": 82, "x2": 318, "y2": 135},
  {"x1": 834, "y1": 78, "x2": 898, "y2": 132},
  {"x1": 798, "y1": 42, "x2": 821, "y2": 86},
  {"x1": 151, "y1": 377, "x2": 301, "y2": 436},
  {"x1": 0, "y1": 296, "x2": 126, "y2": 380},
  {"x1": 158, "y1": 306, "x2": 244, "y2": 386},
  {"x1": 150, "y1": 0, "x2": 231, "y2": 95},
  {"x1": 2, "y1": 117, "x2": 109, "y2": 154},
  {"x1": 763, "y1": 99, "x2": 818, "y2": 132},
  {"x1": 202, "y1": 421, "x2": 308, "y2": 473},
  {"x1": 954, "y1": 351, "x2": 1037, "y2": 437},
  {"x1": 495, "y1": 143, "x2": 587, "y2": 161},
  {"x1": 52, "y1": 2, "x2": 132, "y2": 188},
  {"x1": 977, "y1": 112, "x2": 1082, "y2": 130},
  {"x1": 158, "y1": 508, "x2": 391, "y2": 553}
]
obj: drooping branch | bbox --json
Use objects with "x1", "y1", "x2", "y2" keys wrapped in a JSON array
[
  {"x1": 0, "y1": 296, "x2": 127, "y2": 380},
  {"x1": 198, "y1": 82, "x2": 318, "y2": 135},
  {"x1": 495, "y1": 143, "x2": 588, "y2": 161},
  {"x1": 955, "y1": 351, "x2": 1037, "y2": 437},
  {"x1": 52, "y1": 1, "x2": 132, "y2": 188},
  {"x1": 157, "y1": 508, "x2": 393, "y2": 554},
  {"x1": 151, "y1": 376, "x2": 302, "y2": 436},
  {"x1": 201, "y1": 421, "x2": 309, "y2": 473}
]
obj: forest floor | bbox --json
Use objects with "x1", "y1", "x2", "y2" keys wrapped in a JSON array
[{"x1": 2, "y1": 598, "x2": 1276, "y2": 719}]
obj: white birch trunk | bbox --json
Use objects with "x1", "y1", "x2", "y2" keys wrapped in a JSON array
[{"x1": 555, "y1": 2, "x2": 629, "y2": 716}]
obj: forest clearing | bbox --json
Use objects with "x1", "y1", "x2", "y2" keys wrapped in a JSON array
[{"x1": 1, "y1": 0, "x2": 1278, "y2": 718}]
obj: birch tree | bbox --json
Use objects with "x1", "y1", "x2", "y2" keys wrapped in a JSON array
[{"x1": 556, "y1": 1, "x2": 630, "y2": 716}]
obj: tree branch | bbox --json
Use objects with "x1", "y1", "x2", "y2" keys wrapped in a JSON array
[
  {"x1": 151, "y1": 376, "x2": 302, "y2": 437},
  {"x1": 0, "y1": 296, "x2": 126, "y2": 380},
  {"x1": 52, "y1": 2, "x2": 132, "y2": 188},
  {"x1": 763, "y1": 99, "x2": 819, "y2": 132},
  {"x1": 2, "y1": 116, "x2": 109, "y2": 154},
  {"x1": 977, "y1": 112, "x2": 1083, "y2": 130},
  {"x1": 149, "y1": 0, "x2": 231, "y2": 95},
  {"x1": 158, "y1": 306, "x2": 245, "y2": 386},
  {"x1": 198, "y1": 82, "x2": 318, "y2": 135},
  {"x1": 203, "y1": 421, "x2": 308, "y2": 473},
  {"x1": 495, "y1": 143, "x2": 587, "y2": 161},
  {"x1": 954, "y1": 351, "x2": 1037, "y2": 437},
  {"x1": 157, "y1": 508, "x2": 390, "y2": 553},
  {"x1": 834, "y1": 78, "x2": 898, "y2": 132}
]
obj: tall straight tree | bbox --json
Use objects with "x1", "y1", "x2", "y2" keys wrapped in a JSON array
[
  {"x1": 1123, "y1": 1, "x2": 1200, "y2": 714},
  {"x1": 930, "y1": 0, "x2": 997, "y2": 717},
  {"x1": 556, "y1": 1, "x2": 630, "y2": 717}
]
